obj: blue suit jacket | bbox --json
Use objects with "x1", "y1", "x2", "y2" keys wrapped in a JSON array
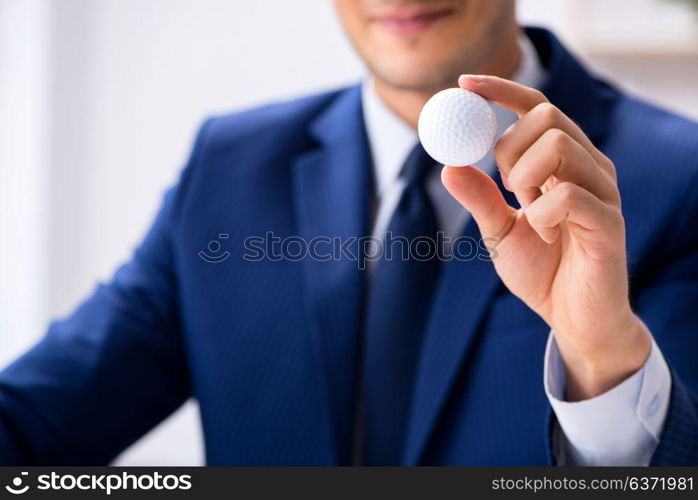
[{"x1": 2, "y1": 28, "x2": 698, "y2": 465}]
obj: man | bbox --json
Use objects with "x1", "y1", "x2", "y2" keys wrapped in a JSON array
[{"x1": 1, "y1": 0, "x2": 697, "y2": 465}]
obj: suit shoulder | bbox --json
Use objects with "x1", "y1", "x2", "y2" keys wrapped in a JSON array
[
  {"x1": 172, "y1": 87, "x2": 352, "y2": 214},
  {"x1": 610, "y1": 94, "x2": 698, "y2": 166},
  {"x1": 195, "y1": 87, "x2": 347, "y2": 155},
  {"x1": 608, "y1": 94, "x2": 698, "y2": 259},
  {"x1": 607, "y1": 93, "x2": 698, "y2": 207}
]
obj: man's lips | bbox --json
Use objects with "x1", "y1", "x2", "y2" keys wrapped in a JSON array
[{"x1": 371, "y1": 8, "x2": 454, "y2": 35}]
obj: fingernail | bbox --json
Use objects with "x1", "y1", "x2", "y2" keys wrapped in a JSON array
[
  {"x1": 501, "y1": 172, "x2": 511, "y2": 191},
  {"x1": 461, "y1": 74, "x2": 485, "y2": 83}
]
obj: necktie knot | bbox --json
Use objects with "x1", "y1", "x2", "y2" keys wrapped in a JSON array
[{"x1": 400, "y1": 142, "x2": 437, "y2": 186}]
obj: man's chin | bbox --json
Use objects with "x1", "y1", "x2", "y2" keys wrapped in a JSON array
[{"x1": 375, "y1": 71, "x2": 459, "y2": 94}]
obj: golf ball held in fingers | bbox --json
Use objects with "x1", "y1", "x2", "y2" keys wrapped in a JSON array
[{"x1": 418, "y1": 88, "x2": 497, "y2": 167}]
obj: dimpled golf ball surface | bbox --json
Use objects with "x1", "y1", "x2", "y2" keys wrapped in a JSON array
[{"x1": 418, "y1": 88, "x2": 497, "y2": 166}]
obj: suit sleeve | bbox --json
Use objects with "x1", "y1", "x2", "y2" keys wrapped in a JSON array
[
  {"x1": 633, "y1": 171, "x2": 698, "y2": 466},
  {"x1": 0, "y1": 119, "x2": 212, "y2": 465}
]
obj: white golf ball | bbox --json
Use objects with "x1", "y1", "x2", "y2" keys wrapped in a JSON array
[{"x1": 418, "y1": 88, "x2": 497, "y2": 167}]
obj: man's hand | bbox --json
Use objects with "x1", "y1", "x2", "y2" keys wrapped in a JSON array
[{"x1": 442, "y1": 75, "x2": 651, "y2": 401}]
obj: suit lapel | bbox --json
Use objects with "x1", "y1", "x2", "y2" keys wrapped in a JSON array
[
  {"x1": 291, "y1": 86, "x2": 372, "y2": 464},
  {"x1": 402, "y1": 27, "x2": 613, "y2": 465}
]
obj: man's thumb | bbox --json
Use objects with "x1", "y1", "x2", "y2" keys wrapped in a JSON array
[{"x1": 441, "y1": 165, "x2": 516, "y2": 241}]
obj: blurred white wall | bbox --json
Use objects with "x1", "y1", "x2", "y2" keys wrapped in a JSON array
[
  {"x1": 0, "y1": 0, "x2": 51, "y2": 377},
  {"x1": 0, "y1": 0, "x2": 697, "y2": 465},
  {"x1": 518, "y1": 0, "x2": 698, "y2": 121}
]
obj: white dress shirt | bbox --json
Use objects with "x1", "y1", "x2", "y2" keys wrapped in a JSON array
[{"x1": 360, "y1": 34, "x2": 672, "y2": 466}]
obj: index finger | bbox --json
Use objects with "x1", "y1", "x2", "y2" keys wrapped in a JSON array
[{"x1": 458, "y1": 74, "x2": 548, "y2": 116}]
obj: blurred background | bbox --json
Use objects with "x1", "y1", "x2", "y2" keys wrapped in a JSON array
[{"x1": 1, "y1": 0, "x2": 697, "y2": 465}]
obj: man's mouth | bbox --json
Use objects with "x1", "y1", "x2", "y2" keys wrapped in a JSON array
[{"x1": 371, "y1": 7, "x2": 455, "y2": 35}]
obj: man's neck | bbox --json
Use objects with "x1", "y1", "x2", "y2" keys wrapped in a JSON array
[{"x1": 373, "y1": 28, "x2": 522, "y2": 129}]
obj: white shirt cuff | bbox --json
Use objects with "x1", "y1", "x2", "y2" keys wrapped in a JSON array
[{"x1": 544, "y1": 330, "x2": 671, "y2": 466}]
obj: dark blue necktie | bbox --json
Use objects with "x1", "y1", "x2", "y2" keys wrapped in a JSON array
[{"x1": 363, "y1": 143, "x2": 442, "y2": 465}]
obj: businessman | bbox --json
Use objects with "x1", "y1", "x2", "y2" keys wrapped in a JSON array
[{"x1": 1, "y1": 0, "x2": 697, "y2": 465}]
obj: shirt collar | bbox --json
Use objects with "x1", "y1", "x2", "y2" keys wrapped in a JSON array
[{"x1": 362, "y1": 33, "x2": 547, "y2": 198}]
